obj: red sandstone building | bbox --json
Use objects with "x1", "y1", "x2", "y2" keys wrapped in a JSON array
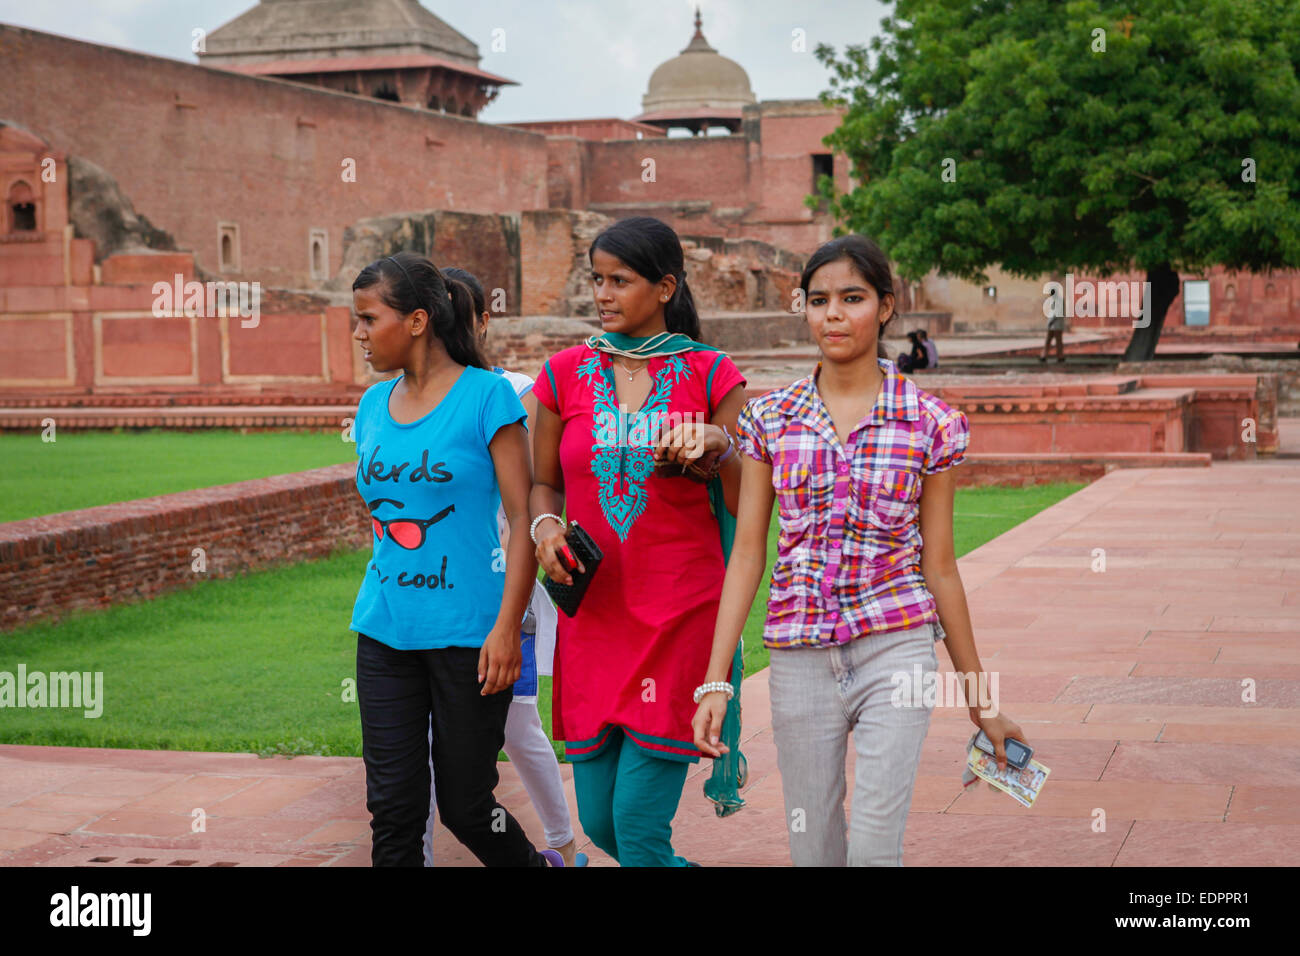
[
  {"x1": 0, "y1": 2, "x2": 853, "y2": 401},
  {"x1": 0, "y1": 0, "x2": 1296, "y2": 406}
]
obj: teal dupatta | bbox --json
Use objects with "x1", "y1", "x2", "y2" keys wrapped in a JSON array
[
  {"x1": 587, "y1": 331, "x2": 748, "y2": 816},
  {"x1": 701, "y1": 480, "x2": 748, "y2": 816}
]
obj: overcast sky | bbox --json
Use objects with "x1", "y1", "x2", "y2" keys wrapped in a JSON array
[{"x1": 0, "y1": 0, "x2": 889, "y2": 123}]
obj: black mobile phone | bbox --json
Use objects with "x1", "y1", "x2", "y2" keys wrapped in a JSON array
[
  {"x1": 541, "y1": 521, "x2": 603, "y2": 618},
  {"x1": 974, "y1": 729, "x2": 1033, "y2": 770}
]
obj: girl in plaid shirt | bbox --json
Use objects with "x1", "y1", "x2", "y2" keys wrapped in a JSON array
[{"x1": 692, "y1": 235, "x2": 1029, "y2": 866}]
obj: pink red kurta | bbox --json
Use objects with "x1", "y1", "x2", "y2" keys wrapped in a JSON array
[{"x1": 532, "y1": 344, "x2": 746, "y2": 763}]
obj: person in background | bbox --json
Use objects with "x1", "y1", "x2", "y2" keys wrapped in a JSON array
[
  {"x1": 918, "y1": 329, "x2": 939, "y2": 370},
  {"x1": 896, "y1": 330, "x2": 928, "y2": 373},
  {"x1": 1041, "y1": 309, "x2": 1065, "y2": 362}
]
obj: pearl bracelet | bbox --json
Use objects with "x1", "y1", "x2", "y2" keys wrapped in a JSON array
[
  {"x1": 529, "y1": 513, "x2": 565, "y2": 545},
  {"x1": 693, "y1": 680, "x2": 735, "y2": 704},
  {"x1": 717, "y1": 424, "x2": 736, "y2": 464}
]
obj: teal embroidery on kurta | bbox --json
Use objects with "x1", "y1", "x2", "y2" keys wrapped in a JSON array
[{"x1": 580, "y1": 353, "x2": 691, "y2": 541}]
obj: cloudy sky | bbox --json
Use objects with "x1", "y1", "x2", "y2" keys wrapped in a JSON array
[{"x1": 0, "y1": 0, "x2": 889, "y2": 123}]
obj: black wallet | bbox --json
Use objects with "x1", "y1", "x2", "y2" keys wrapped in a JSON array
[{"x1": 541, "y1": 520, "x2": 603, "y2": 617}]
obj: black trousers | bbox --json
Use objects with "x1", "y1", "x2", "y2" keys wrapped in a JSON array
[{"x1": 356, "y1": 634, "x2": 542, "y2": 867}]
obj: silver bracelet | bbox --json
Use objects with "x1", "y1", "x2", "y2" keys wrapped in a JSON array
[
  {"x1": 693, "y1": 680, "x2": 735, "y2": 704},
  {"x1": 529, "y1": 513, "x2": 565, "y2": 545}
]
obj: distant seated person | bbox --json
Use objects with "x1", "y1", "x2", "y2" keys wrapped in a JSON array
[
  {"x1": 896, "y1": 329, "x2": 929, "y2": 373},
  {"x1": 918, "y1": 329, "x2": 938, "y2": 369}
]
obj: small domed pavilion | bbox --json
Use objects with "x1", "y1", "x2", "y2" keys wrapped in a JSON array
[{"x1": 633, "y1": 7, "x2": 757, "y2": 136}]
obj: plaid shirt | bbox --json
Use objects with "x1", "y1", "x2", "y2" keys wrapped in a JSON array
[{"x1": 735, "y1": 358, "x2": 969, "y2": 649}]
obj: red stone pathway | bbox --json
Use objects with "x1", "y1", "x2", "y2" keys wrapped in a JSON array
[{"x1": 2, "y1": 461, "x2": 1297, "y2": 866}]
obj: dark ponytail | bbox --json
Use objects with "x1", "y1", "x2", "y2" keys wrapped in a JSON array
[
  {"x1": 352, "y1": 251, "x2": 488, "y2": 369},
  {"x1": 443, "y1": 278, "x2": 487, "y2": 367},
  {"x1": 441, "y1": 266, "x2": 487, "y2": 319},
  {"x1": 799, "y1": 234, "x2": 896, "y2": 359},
  {"x1": 665, "y1": 276, "x2": 700, "y2": 340},
  {"x1": 590, "y1": 216, "x2": 701, "y2": 340}
]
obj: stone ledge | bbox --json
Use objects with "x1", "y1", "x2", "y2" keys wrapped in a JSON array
[{"x1": 966, "y1": 452, "x2": 1211, "y2": 468}]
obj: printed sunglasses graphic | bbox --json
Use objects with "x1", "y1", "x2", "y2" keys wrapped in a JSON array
[{"x1": 367, "y1": 498, "x2": 455, "y2": 550}]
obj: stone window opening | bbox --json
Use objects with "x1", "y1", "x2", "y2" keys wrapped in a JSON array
[
  {"x1": 309, "y1": 228, "x2": 329, "y2": 281},
  {"x1": 218, "y1": 222, "x2": 240, "y2": 273},
  {"x1": 7, "y1": 181, "x2": 37, "y2": 233},
  {"x1": 811, "y1": 154, "x2": 833, "y2": 211},
  {"x1": 1183, "y1": 279, "x2": 1211, "y2": 326},
  {"x1": 811, "y1": 153, "x2": 834, "y2": 188}
]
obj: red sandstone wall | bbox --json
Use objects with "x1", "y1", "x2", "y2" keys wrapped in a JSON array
[
  {"x1": 584, "y1": 137, "x2": 751, "y2": 208},
  {"x1": 507, "y1": 119, "x2": 665, "y2": 140},
  {"x1": 752, "y1": 111, "x2": 845, "y2": 225},
  {"x1": 1061, "y1": 268, "x2": 1300, "y2": 330},
  {"x1": 541, "y1": 138, "x2": 590, "y2": 211},
  {"x1": 928, "y1": 376, "x2": 1266, "y2": 461},
  {"x1": 519, "y1": 211, "x2": 581, "y2": 315},
  {"x1": 954, "y1": 452, "x2": 1210, "y2": 487},
  {"x1": 571, "y1": 123, "x2": 839, "y2": 252},
  {"x1": 0, "y1": 25, "x2": 549, "y2": 290},
  {"x1": 0, "y1": 465, "x2": 369, "y2": 632},
  {"x1": 0, "y1": 250, "x2": 359, "y2": 397}
]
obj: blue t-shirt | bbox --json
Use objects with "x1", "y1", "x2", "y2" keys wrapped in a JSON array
[{"x1": 349, "y1": 366, "x2": 528, "y2": 650}]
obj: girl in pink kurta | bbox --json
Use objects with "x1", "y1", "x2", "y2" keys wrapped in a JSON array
[
  {"x1": 532, "y1": 344, "x2": 745, "y2": 758},
  {"x1": 530, "y1": 217, "x2": 748, "y2": 866}
]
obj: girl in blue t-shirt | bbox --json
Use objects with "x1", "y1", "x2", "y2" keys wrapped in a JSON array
[
  {"x1": 419, "y1": 266, "x2": 582, "y2": 867},
  {"x1": 349, "y1": 251, "x2": 552, "y2": 866}
]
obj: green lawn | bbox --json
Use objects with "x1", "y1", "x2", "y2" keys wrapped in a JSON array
[
  {"x1": 0, "y1": 476, "x2": 1086, "y2": 759},
  {"x1": 0, "y1": 428, "x2": 355, "y2": 523}
]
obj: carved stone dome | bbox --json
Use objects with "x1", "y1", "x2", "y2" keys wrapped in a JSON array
[{"x1": 635, "y1": 8, "x2": 755, "y2": 134}]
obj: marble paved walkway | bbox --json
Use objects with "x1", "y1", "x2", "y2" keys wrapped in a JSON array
[{"x1": 2, "y1": 462, "x2": 1297, "y2": 866}]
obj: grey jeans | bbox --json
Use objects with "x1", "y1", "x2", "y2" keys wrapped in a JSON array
[{"x1": 769, "y1": 621, "x2": 939, "y2": 866}]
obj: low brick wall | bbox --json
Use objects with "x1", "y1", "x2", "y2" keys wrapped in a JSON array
[
  {"x1": 928, "y1": 374, "x2": 1270, "y2": 460},
  {"x1": 1118, "y1": 356, "x2": 1300, "y2": 417},
  {"x1": 0, "y1": 465, "x2": 367, "y2": 632},
  {"x1": 3, "y1": 441, "x2": 1216, "y2": 630},
  {"x1": 955, "y1": 452, "x2": 1210, "y2": 488},
  {"x1": 0, "y1": 387, "x2": 366, "y2": 408},
  {"x1": 0, "y1": 407, "x2": 357, "y2": 431}
]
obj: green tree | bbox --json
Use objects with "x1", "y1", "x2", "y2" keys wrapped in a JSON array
[{"x1": 811, "y1": 0, "x2": 1300, "y2": 360}]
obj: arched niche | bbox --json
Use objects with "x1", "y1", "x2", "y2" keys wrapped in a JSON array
[{"x1": 7, "y1": 179, "x2": 37, "y2": 234}]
